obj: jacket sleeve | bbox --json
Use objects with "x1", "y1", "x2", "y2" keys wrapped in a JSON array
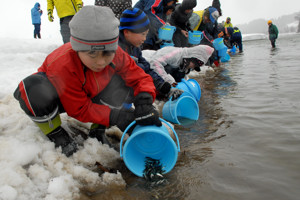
[
  {"x1": 113, "y1": 47, "x2": 157, "y2": 100},
  {"x1": 169, "y1": 8, "x2": 182, "y2": 31},
  {"x1": 149, "y1": 58, "x2": 176, "y2": 84},
  {"x1": 47, "y1": 0, "x2": 54, "y2": 12}
]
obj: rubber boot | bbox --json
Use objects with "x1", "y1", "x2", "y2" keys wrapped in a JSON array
[
  {"x1": 34, "y1": 33, "x2": 37, "y2": 39},
  {"x1": 31, "y1": 107, "x2": 77, "y2": 156},
  {"x1": 47, "y1": 126, "x2": 78, "y2": 157},
  {"x1": 89, "y1": 124, "x2": 112, "y2": 146},
  {"x1": 37, "y1": 33, "x2": 41, "y2": 39}
]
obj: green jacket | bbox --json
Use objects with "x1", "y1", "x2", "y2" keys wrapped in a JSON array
[{"x1": 268, "y1": 24, "x2": 278, "y2": 40}]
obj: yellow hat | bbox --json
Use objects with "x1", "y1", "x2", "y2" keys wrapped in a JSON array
[{"x1": 267, "y1": 20, "x2": 272, "y2": 25}]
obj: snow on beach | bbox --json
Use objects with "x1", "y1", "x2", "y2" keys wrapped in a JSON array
[{"x1": 0, "y1": 37, "x2": 215, "y2": 199}]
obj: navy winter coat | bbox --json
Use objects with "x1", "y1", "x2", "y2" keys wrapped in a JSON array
[
  {"x1": 31, "y1": 3, "x2": 42, "y2": 25},
  {"x1": 134, "y1": 0, "x2": 169, "y2": 47},
  {"x1": 118, "y1": 32, "x2": 165, "y2": 89}
]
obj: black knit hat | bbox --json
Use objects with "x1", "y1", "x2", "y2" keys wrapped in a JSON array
[{"x1": 120, "y1": 8, "x2": 150, "y2": 33}]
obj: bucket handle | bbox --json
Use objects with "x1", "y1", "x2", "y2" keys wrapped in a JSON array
[
  {"x1": 120, "y1": 118, "x2": 180, "y2": 158},
  {"x1": 181, "y1": 79, "x2": 198, "y2": 100}
]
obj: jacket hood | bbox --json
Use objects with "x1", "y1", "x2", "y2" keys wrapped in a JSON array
[
  {"x1": 34, "y1": 2, "x2": 40, "y2": 9},
  {"x1": 181, "y1": 45, "x2": 214, "y2": 64},
  {"x1": 181, "y1": 0, "x2": 197, "y2": 10}
]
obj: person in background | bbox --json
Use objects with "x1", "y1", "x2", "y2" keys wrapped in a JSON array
[
  {"x1": 268, "y1": 20, "x2": 279, "y2": 48},
  {"x1": 118, "y1": 8, "x2": 183, "y2": 101},
  {"x1": 14, "y1": 6, "x2": 161, "y2": 157},
  {"x1": 169, "y1": 0, "x2": 197, "y2": 47},
  {"x1": 188, "y1": 0, "x2": 222, "y2": 66},
  {"x1": 47, "y1": 0, "x2": 83, "y2": 43},
  {"x1": 31, "y1": 2, "x2": 43, "y2": 39},
  {"x1": 134, "y1": 0, "x2": 176, "y2": 50},
  {"x1": 94, "y1": 0, "x2": 132, "y2": 19},
  {"x1": 148, "y1": 45, "x2": 214, "y2": 84},
  {"x1": 218, "y1": 26, "x2": 243, "y2": 53},
  {"x1": 224, "y1": 17, "x2": 233, "y2": 28}
]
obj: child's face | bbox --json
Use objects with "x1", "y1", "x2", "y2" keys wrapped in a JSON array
[
  {"x1": 185, "y1": 9, "x2": 193, "y2": 14},
  {"x1": 78, "y1": 50, "x2": 115, "y2": 72},
  {"x1": 124, "y1": 30, "x2": 149, "y2": 47}
]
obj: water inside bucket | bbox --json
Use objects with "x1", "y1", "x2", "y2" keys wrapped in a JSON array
[
  {"x1": 120, "y1": 119, "x2": 180, "y2": 177},
  {"x1": 162, "y1": 95, "x2": 199, "y2": 125},
  {"x1": 177, "y1": 116, "x2": 197, "y2": 126}
]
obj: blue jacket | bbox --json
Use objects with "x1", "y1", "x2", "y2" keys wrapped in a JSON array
[
  {"x1": 118, "y1": 32, "x2": 165, "y2": 90},
  {"x1": 134, "y1": 0, "x2": 170, "y2": 47},
  {"x1": 31, "y1": 3, "x2": 42, "y2": 24}
]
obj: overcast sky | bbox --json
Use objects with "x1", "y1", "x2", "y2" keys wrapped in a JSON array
[{"x1": 0, "y1": 0, "x2": 299, "y2": 39}]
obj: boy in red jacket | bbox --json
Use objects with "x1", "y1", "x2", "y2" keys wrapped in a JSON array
[{"x1": 14, "y1": 6, "x2": 161, "y2": 157}]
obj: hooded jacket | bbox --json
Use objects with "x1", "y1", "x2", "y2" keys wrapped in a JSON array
[
  {"x1": 169, "y1": 0, "x2": 197, "y2": 31},
  {"x1": 134, "y1": 0, "x2": 172, "y2": 46},
  {"x1": 118, "y1": 32, "x2": 165, "y2": 90},
  {"x1": 37, "y1": 43, "x2": 156, "y2": 127},
  {"x1": 149, "y1": 45, "x2": 214, "y2": 84},
  {"x1": 31, "y1": 3, "x2": 42, "y2": 24},
  {"x1": 47, "y1": 0, "x2": 82, "y2": 19},
  {"x1": 268, "y1": 24, "x2": 279, "y2": 40}
]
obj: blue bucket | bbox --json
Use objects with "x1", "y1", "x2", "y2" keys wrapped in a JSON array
[
  {"x1": 218, "y1": 47, "x2": 228, "y2": 57},
  {"x1": 220, "y1": 53, "x2": 231, "y2": 62},
  {"x1": 230, "y1": 45, "x2": 236, "y2": 55},
  {"x1": 158, "y1": 25, "x2": 176, "y2": 41},
  {"x1": 120, "y1": 119, "x2": 180, "y2": 177},
  {"x1": 175, "y1": 79, "x2": 201, "y2": 102},
  {"x1": 162, "y1": 95, "x2": 199, "y2": 124},
  {"x1": 212, "y1": 38, "x2": 227, "y2": 50},
  {"x1": 160, "y1": 42, "x2": 174, "y2": 48},
  {"x1": 188, "y1": 31, "x2": 203, "y2": 45}
]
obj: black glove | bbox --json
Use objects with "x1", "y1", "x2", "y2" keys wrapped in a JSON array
[
  {"x1": 159, "y1": 82, "x2": 171, "y2": 96},
  {"x1": 134, "y1": 93, "x2": 162, "y2": 126},
  {"x1": 109, "y1": 108, "x2": 135, "y2": 132},
  {"x1": 168, "y1": 88, "x2": 184, "y2": 101}
]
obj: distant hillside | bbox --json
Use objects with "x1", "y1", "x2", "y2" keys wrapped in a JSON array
[{"x1": 235, "y1": 12, "x2": 300, "y2": 34}]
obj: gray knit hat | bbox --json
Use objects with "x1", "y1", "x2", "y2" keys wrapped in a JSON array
[{"x1": 69, "y1": 6, "x2": 120, "y2": 51}]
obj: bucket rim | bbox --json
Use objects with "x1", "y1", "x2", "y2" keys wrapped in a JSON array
[{"x1": 181, "y1": 79, "x2": 201, "y2": 101}]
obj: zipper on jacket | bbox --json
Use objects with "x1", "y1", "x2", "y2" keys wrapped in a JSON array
[{"x1": 70, "y1": 0, "x2": 77, "y2": 13}]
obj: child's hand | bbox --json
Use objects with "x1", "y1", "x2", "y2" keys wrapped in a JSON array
[
  {"x1": 134, "y1": 93, "x2": 161, "y2": 127},
  {"x1": 181, "y1": 30, "x2": 188, "y2": 37},
  {"x1": 171, "y1": 82, "x2": 178, "y2": 87}
]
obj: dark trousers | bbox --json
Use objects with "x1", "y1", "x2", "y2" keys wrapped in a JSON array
[
  {"x1": 13, "y1": 73, "x2": 133, "y2": 118},
  {"x1": 60, "y1": 16, "x2": 73, "y2": 44},
  {"x1": 33, "y1": 24, "x2": 41, "y2": 38},
  {"x1": 270, "y1": 39, "x2": 276, "y2": 48},
  {"x1": 230, "y1": 35, "x2": 243, "y2": 51}
]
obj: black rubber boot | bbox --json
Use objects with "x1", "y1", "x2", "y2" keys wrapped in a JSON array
[
  {"x1": 47, "y1": 126, "x2": 78, "y2": 157},
  {"x1": 89, "y1": 125, "x2": 112, "y2": 146}
]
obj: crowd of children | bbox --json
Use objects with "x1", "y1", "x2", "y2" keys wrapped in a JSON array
[{"x1": 24, "y1": 0, "x2": 248, "y2": 156}]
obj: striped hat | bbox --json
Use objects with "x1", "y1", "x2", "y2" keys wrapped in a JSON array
[
  {"x1": 69, "y1": 6, "x2": 119, "y2": 51},
  {"x1": 119, "y1": 8, "x2": 150, "y2": 33}
]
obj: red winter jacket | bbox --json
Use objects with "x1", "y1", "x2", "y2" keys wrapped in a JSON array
[{"x1": 38, "y1": 43, "x2": 156, "y2": 126}]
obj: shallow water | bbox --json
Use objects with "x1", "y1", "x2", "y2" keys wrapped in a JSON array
[{"x1": 87, "y1": 34, "x2": 300, "y2": 200}]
